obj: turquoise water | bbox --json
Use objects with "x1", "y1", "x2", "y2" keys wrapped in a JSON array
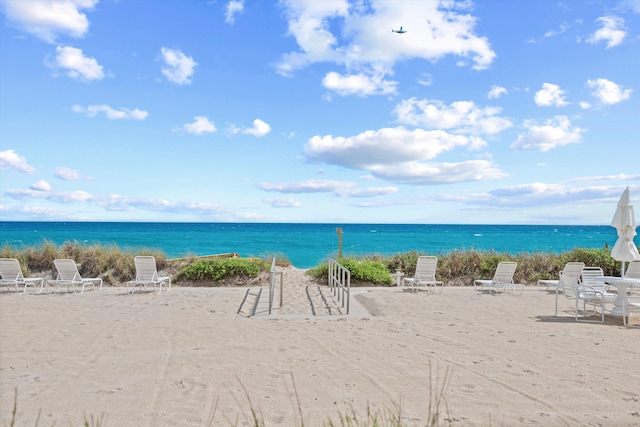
[{"x1": 1, "y1": 222, "x2": 631, "y2": 268}]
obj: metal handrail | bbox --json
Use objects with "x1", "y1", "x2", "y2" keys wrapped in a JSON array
[
  {"x1": 269, "y1": 257, "x2": 283, "y2": 314},
  {"x1": 328, "y1": 258, "x2": 350, "y2": 314}
]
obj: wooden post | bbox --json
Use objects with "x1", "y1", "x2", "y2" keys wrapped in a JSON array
[{"x1": 336, "y1": 227, "x2": 343, "y2": 260}]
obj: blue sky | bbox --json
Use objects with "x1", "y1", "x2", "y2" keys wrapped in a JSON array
[{"x1": 1, "y1": 0, "x2": 639, "y2": 224}]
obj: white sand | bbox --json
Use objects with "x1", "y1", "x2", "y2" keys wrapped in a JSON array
[{"x1": 1, "y1": 267, "x2": 639, "y2": 426}]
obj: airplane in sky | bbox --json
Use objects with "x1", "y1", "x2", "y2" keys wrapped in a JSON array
[{"x1": 392, "y1": 26, "x2": 407, "y2": 34}]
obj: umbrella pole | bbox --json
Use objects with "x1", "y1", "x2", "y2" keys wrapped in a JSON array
[{"x1": 621, "y1": 261, "x2": 626, "y2": 277}]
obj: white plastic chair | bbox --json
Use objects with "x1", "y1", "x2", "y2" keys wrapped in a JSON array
[
  {"x1": 574, "y1": 267, "x2": 616, "y2": 323},
  {"x1": 473, "y1": 261, "x2": 523, "y2": 295},
  {"x1": 402, "y1": 256, "x2": 443, "y2": 293},
  {"x1": 0, "y1": 258, "x2": 45, "y2": 293},
  {"x1": 537, "y1": 262, "x2": 585, "y2": 315},
  {"x1": 49, "y1": 259, "x2": 103, "y2": 294},
  {"x1": 127, "y1": 256, "x2": 171, "y2": 294}
]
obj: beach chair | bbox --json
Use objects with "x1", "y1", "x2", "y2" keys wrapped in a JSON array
[
  {"x1": 127, "y1": 256, "x2": 171, "y2": 294},
  {"x1": 622, "y1": 290, "x2": 640, "y2": 326},
  {"x1": 49, "y1": 259, "x2": 103, "y2": 294},
  {"x1": 0, "y1": 258, "x2": 45, "y2": 293},
  {"x1": 537, "y1": 261, "x2": 585, "y2": 291},
  {"x1": 402, "y1": 256, "x2": 443, "y2": 293},
  {"x1": 574, "y1": 267, "x2": 616, "y2": 323},
  {"x1": 537, "y1": 262, "x2": 585, "y2": 315},
  {"x1": 473, "y1": 261, "x2": 523, "y2": 295},
  {"x1": 624, "y1": 261, "x2": 640, "y2": 279}
]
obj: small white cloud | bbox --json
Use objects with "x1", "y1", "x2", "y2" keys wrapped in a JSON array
[
  {"x1": 487, "y1": 85, "x2": 507, "y2": 99},
  {"x1": 225, "y1": 0, "x2": 244, "y2": 24},
  {"x1": 322, "y1": 71, "x2": 397, "y2": 96},
  {"x1": 511, "y1": 116, "x2": 585, "y2": 152},
  {"x1": 72, "y1": 104, "x2": 148, "y2": 120},
  {"x1": 30, "y1": 180, "x2": 51, "y2": 191},
  {"x1": 586, "y1": 78, "x2": 632, "y2": 105},
  {"x1": 417, "y1": 73, "x2": 433, "y2": 87},
  {"x1": 534, "y1": 83, "x2": 568, "y2": 107},
  {"x1": 587, "y1": 16, "x2": 626, "y2": 48},
  {"x1": 0, "y1": 149, "x2": 36, "y2": 174},
  {"x1": 243, "y1": 119, "x2": 271, "y2": 137},
  {"x1": 259, "y1": 180, "x2": 353, "y2": 194},
  {"x1": 394, "y1": 98, "x2": 512, "y2": 135},
  {"x1": 543, "y1": 23, "x2": 568, "y2": 38},
  {"x1": 183, "y1": 116, "x2": 216, "y2": 135},
  {"x1": 264, "y1": 197, "x2": 301, "y2": 208},
  {"x1": 48, "y1": 45, "x2": 104, "y2": 81},
  {"x1": 55, "y1": 167, "x2": 82, "y2": 180},
  {"x1": 1, "y1": 0, "x2": 97, "y2": 43},
  {"x1": 579, "y1": 101, "x2": 592, "y2": 109},
  {"x1": 160, "y1": 47, "x2": 197, "y2": 85}
]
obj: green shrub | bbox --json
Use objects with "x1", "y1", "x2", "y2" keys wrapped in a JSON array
[{"x1": 175, "y1": 257, "x2": 268, "y2": 283}]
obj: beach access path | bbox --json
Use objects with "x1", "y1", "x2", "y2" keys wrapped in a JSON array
[{"x1": 1, "y1": 267, "x2": 639, "y2": 427}]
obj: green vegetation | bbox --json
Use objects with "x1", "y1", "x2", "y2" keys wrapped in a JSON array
[
  {"x1": 175, "y1": 257, "x2": 269, "y2": 283},
  {"x1": 309, "y1": 247, "x2": 620, "y2": 287},
  {"x1": 1, "y1": 242, "x2": 621, "y2": 288}
]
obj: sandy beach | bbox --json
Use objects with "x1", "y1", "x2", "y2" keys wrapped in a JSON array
[{"x1": 1, "y1": 267, "x2": 639, "y2": 426}]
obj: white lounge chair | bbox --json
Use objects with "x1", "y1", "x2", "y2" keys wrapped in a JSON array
[
  {"x1": 624, "y1": 260, "x2": 640, "y2": 279},
  {"x1": 473, "y1": 261, "x2": 523, "y2": 295},
  {"x1": 402, "y1": 256, "x2": 443, "y2": 293},
  {"x1": 0, "y1": 258, "x2": 45, "y2": 293},
  {"x1": 574, "y1": 267, "x2": 616, "y2": 323},
  {"x1": 49, "y1": 259, "x2": 103, "y2": 294},
  {"x1": 622, "y1": 291, "x2": 640, "y2": 326},
  {"x1": 537, "y1": 261, "x2": 585, "y2": 291},
  {"x1": 127, "y1": 256, "x2": 171, "y2": 294},
  {"x1": 537, "y1": 262, "x2": 585, "y2": 315}
]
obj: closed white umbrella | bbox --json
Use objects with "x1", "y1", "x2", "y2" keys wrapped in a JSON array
[{"x1": 610, "y1": 186, "x2": 640, "y2": 276}]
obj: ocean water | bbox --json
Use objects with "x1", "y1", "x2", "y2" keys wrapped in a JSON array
[{"x1": 1, "y1": 222, "x2": 632, "y2": 268}]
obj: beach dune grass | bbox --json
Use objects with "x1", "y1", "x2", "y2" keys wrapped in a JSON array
[{"x1": 1, "y1": 241, "x2": 620, "y2": 287}]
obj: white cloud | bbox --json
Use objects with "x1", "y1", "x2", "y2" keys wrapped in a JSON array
[
  {"x1": 161, "y1": 47, "x2": 197, "y2": 85},
  {"x1": 276, "y1": 0, "x2": 495, "y2": 96},
  {"x1": 263, "y1": 197, "x2": 301, "y2": 208},
  {"x1": 48, "y1": 45, "x2": 104, "y2": 81},
  {"x1": 6, "y1": 188, "x2": 94, "y2": 202},
  {"x1": 243, "y1": 119, "x2": 271, "y2": 137},
  {"x1": 579, "y1": 101, "x2": 592, "y2": 109},
  {"x1": 534, "y1": 83, "x2": 568, "y2": 107},
  {"x1": 337, "y1": 186, "x2": 398, "y2": 197},
  {"x1": 543, "y1": 23, "x2": 568, "y2": 39},
  {"x1": 322, "y1": 71, "x2": 397, "y2": 96},
  {"x1": 0, "y1": 149, "x2": 35, "y2": 173},
  {"x1": 587, "y1": 16, "x2": 626, "y2": 48},
  {"x1": 225, "y1": 0, "x2": 244, "y2": 24},
  {"x1": 447, "y1": 183, "x2": 629, "y2": 209},
  {"x1": 487, "y1": 85, "x2": 507, "y2": 99},
  {"x1": 305, "y1": 127, "x2": 474, "y2": 169},
  {"x1": 183, "y1": 116, "x2": 216, "y2": 135},
  {"x1": 394, "y1": 98, "x2": 512, "y2": 136},
  {"x1": 29, "y1": 180, "x2": 51, "y2": 191},
  {"x1": 259, "y1": 180, "x2": 399, "y2": 198},
  {"x1": 1, "y1": 0, "x2": 97, "y2": 43},
  {"x1": 586, "y1": 78, "x2": 632, "y2": 105},
  {"x1": 511, "y1": 116, "x2": 585, "y2": 152},
  {"x1": 72, "y1": 104, "x2": 148, "y2": 120},
  {"x1": 55, "y1": 167, "x2": 83, "y2": 180},
  {"x1": 259, "y1": 180, "x2": 352, "y2": 193},
  {"x1": 303, "y1": 126, "x2": 507, "y2": 185},
  {"x1": 369, "y1": 160, "x2": 506, "y2": 184}
]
